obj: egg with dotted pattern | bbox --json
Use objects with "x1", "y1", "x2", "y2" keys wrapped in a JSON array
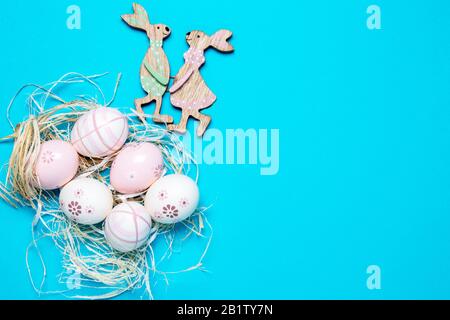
[
  {"x1": 104, "y1": 202, "x2": 152, "y2": 252},
  {"x1": 34, "y1": 140, "x2": 79, "y2": 190},
  {"x1": 59, "y1": 177, "x2": 113, "y2": 225},
  {"x1": 144, "y1": 174, "x2": 200, "y2": 224},
  {"x1": 71, "y1": 107, "x2": 129, "y2": 158},
  {"x1": 110, "y1": 142, "x2": 164, "y2": 194}
]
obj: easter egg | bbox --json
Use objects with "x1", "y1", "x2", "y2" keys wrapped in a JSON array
[
  {"x1": 110, "y1": 142, "x2": 164, "y2": 194},
  {"x1": 144, "y1": 174, "x2": 199, "y2": 224},
  {"x1": 104, "y1": 202, "x2": 152, "y2": 252},
  {"x1": 34, "y1": 140, "x2": 79, "y2": 190},
  {"x1": 71, "y1": 107, "x2": 129, "y2": 158},
  {"x1": 60, "y1": 178, "x2": 113, "y2": 225}
]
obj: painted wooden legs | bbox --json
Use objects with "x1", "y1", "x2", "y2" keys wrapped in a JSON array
[
  {"x1": 134, "y1": 95, "x2": 152, "y2": 122},
  {"x1": 152, "y1": 96, "x2": 173, "y2": 124},
  {"x1": 168, "y1": 109, "x2": 190, "y2": 134},
  {"x1": 134, "y1": 95, "x2": 173, "y2": 124},
  {"x1": 168, "y1": 110, "x2": 211, "y2": 136},
  {"x1": 192, "y1": 111, "x2": 211, "y2": 137},
  {"x1": 135, "y1": 95, "x2": 211, "y2": 136}
]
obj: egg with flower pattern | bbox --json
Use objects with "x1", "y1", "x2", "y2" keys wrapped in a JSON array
[
  {"x1": 144, "y1": 174, "x2": 199, "y2": 224},
  {"x1": 59, "y1": 177, "x2": 113, "y2": 225},
  {"x1": 110, "y1": 142, "x2": 164, "y2": 194},
  {"x1": 34, "y1": 140, "x2": 79, "y2": 190}
]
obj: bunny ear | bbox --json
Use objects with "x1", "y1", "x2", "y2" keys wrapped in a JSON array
[
  {"x1": 121, "y1": 3, "x2": 151, "y2": 31},
  {"x1": 209, "y1": 30, "x2": 234, "y2": 52}
]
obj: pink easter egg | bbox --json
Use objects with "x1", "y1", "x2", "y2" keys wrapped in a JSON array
[
  {"x1": 71, "y1": 107, "x2": 129, "y2": 158},
  {"x1": 34, "y1": 140, "x2": 79, "y2": 190},
  {"x1": 110, "y1": 142, "x2": 164, "y2": 194},
  {"x1": 104, "y1": 202, "x2": 152, "y2": 252}
]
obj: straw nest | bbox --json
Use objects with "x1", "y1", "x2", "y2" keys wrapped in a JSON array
[{"x1": 0, "y1": 73, "x2": 211, "y2": 299}]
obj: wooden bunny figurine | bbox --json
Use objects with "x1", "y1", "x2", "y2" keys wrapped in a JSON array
[
  {"x1": 122, "y1": 3, "x2": 173, "y2": 123},
  {"x1": 169, "y1": 29, "x2": 234, "y2": 136}
]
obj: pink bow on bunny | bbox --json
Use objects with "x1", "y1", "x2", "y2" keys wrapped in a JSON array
[{"x1": 168, "y1": 29, "x2": 234, "y2": 137}]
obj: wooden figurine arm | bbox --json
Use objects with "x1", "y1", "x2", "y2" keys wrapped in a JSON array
[
  {"x1": 169, "y1": 66, "x2": 195, "y2": 93},
  {"x1": 144, "y1": 60, "x2": 170, "y2": 86}
]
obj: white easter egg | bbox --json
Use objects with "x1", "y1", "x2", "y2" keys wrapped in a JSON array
[
  {"x1": 71, "y1": 107, "x2": 129, "y2": 158},
  {"x1": 60, "y1": 178, "x2": 113, "y2": 225},
  {"x1": 104, "y1": 202, "x2": 152, "y2": 252},
  {"x1": 144, "y1": 174, "x2": 199, "y2": 224}
]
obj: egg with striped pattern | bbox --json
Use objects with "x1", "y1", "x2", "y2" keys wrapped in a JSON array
[
  {"x1": 71, "y1": 107, "x2": 129, "y2": 158},
  {"x1": 104, "y1": 202, "x2": 152, "y2": 252}
]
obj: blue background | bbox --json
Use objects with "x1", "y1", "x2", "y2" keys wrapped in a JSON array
[{"x1": 1, "y1": 0, "x2": 450, "y2": 299}]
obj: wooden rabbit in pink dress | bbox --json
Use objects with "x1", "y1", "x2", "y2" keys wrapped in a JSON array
[{"x1": 169, "y1": 30, "x2": 233, "y2": 136}]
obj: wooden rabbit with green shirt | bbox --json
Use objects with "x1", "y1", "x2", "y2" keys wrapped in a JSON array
[{"x1": 122, "y1": 3, "x2": 173, "y2": 123}]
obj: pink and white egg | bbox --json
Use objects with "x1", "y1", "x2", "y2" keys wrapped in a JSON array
[
  {"x1": 104, "y1": 202, "x2": 152, "y2": 252},
  {"x1": 71, "y1": 107, "x2": 129, "y2": 158},
  {"x1": 110, "y1": 142, "x2": 164, "y2": 194}
]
